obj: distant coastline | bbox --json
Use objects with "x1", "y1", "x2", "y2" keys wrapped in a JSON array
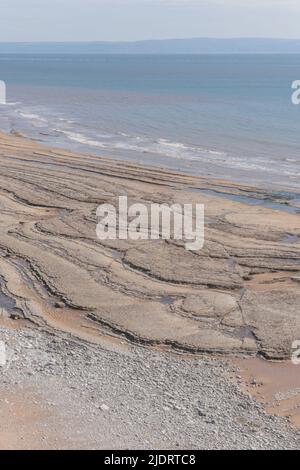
[{"x1": 2, "y1": 38, "x2": 300, "y2": 54}]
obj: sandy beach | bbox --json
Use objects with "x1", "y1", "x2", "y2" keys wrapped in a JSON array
[{"x1": 0, "y1": 130, "x2": 300, "y2": 449}]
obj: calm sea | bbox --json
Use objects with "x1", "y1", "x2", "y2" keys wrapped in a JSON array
[{"x1": 0, "y1": 54, "x2": 300, "y2": 190}]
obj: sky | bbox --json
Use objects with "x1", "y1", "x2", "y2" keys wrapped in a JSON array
[{"x1": 1, "y1": 0, "x2": 300, "y2": 42}]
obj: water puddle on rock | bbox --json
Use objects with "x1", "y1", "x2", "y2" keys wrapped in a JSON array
[
  {"x1": 160, "y1": 295, "x2": 175, "y2": 306},
  {"x1": 0, "y1": 277, "x2": 24, "y2": 325},
  {"x1": 0, "y1": 289, "x2": 16, "y2": 313},
  {"x1": 190, "y1": 188, "x2": 300, "y2": 215},
  {"x1": 111, "y1": 250, "x2": 123, "y2": 259},
  {"x1": 281, "y1": 234, "x2": 299, "y2": 244},
  {"x1": 231, "y1": 326, "x2": 256, "y2": 342}
]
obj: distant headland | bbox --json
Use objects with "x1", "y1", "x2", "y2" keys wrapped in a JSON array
[{"x1": 1, "y1": 38, "x2": 300, "y2": 54}]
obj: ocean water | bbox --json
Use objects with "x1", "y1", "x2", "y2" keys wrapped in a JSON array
[{"x1": 0, "y1": 54, "x2": 300, "y2": 190}]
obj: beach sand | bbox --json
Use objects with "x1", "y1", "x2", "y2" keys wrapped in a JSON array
[{"x1": 0, "y1": 131, "x2": 300, "y2": 448}]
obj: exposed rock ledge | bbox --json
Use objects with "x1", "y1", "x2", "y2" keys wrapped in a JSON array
[{"x1": 0, "y1": 131, "x2": 299, "y2": 359}]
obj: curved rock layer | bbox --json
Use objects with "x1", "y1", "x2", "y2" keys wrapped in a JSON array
[{"x1": 0, "y1": 132, "x2": 299, "y2": 359}]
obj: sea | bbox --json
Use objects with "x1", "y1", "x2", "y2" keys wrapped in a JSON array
[{"x1": 0, "y1": 54, "x2": 300, "y2": 191}]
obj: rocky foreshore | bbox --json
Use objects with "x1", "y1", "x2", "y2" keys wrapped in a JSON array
[
  {"x1": 0, "y1": 131, "x2": 300, "y2": 448},
  {"x1": 0, "y1": 132, "x2": 299, "y2": 358}
]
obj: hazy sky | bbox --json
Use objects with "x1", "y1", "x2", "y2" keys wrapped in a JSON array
[{"x1": 1, "y1": 0, "x2": 300, "y2": 42}]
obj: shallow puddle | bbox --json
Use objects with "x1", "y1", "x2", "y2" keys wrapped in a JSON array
[
  {"x1": 191, "y1": 188, "x2": 300, "y2": 215},
  {"x1": 159, "y1": 295, "x2": 175, "y2": 306},
  {"x1": 280, "y1": 234, "x2": 299, "y2": 244},
  {"x1": 232, "y1": 356, "x2": 300, "y2": 427}
]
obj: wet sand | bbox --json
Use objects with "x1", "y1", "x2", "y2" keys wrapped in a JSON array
[{"x1": 233, "y1": 357, "x2": 300, "y2": 428}]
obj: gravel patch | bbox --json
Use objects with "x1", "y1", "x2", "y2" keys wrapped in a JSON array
[{"x1": 0, "y1": 327, "x2": 299, "y2": 450}]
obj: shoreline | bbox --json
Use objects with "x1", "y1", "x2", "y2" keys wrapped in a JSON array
[
  {"x1": 0, "y1": 130, "x2": 300, "y2": 448},
  {"x1": 6, "y1": 127, "x2": 300, "y2": 212}
]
